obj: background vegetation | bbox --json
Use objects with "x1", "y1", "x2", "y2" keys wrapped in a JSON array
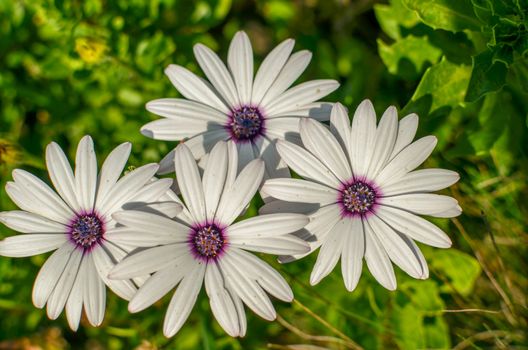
[{"x1": 0, "y1": 0, "x2": 527, "y2": 349}]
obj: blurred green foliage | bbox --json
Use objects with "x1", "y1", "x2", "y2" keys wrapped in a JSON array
[{"x1": 0, "y1": 0, "x2": 527, "y2": 349}]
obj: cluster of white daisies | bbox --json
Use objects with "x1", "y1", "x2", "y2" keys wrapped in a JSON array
[{"x1": 0, "y1": 31, "x2": 461, "y2": 337}]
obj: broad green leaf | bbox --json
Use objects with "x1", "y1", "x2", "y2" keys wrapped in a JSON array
[
  {"x1": 465, "y1": 50, "x2": 508, "y2": 102},
  {"x1": 392, "y1": 304, "x2": 426, "y2": 349},
  {"x1": 374, "y1": 0, "x2": 420, "y2": 40},
  {"x1": 429, "y1": 249, "x2": 481, "y2": 296},
  {"x1": 508, "y1": 58, "x2": 528, "y2": 92},
  {"x1": 424, "y1": 316, "x2": 451, "y2": 349},
  {"x1": 403, "y1": 0, "x2": 482, "y2": 32},
  {"x1": 378, "y1": 35, "x2": 442, "y2": 79},
  {"x1": 468, "y1": 93, "x2": 508, "y2": 154},
  {"x1": 404, "y1": 57, "x2": 471, "y2": 115}
]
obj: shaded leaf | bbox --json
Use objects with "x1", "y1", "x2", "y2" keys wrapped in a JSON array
[
  {"x1": 466, "y1": 50, "x2": 508, "y2": 102},
  {"x1": 403, "y1": 0, "x2": 482, "y2": 32}
]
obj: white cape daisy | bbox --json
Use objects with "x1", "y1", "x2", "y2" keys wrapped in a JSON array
[
  {"x1": 261, "y1": 101, "x2": 461, "y2": 291},
  {"x1": 109, "y1": 141, "x2": 309, "y2": 337},
  {"x1": 0, "y1": 136, "x2": 171, "y2": 330},
  {"x1": 142, "y1": 31, "x2": 339, "y2": 184}
]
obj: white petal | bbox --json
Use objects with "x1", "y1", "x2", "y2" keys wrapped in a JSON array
[
  {"x1": 194, "y1": 44, "x2": 239, "y2": 107},
  {"x1": 379, "y1": 194, "x2": 460, "y2": 217},
  {"x1": 91, "y1": 244, "x2": 137, "y2": 300},
  {"x1": 366, "y1": 106, "x2": 398, "y2": 179},
  {"x1": 75, "y1": 135, "x2": 98, "y2": 211},
  {"x1": 203, "y1": 141, "x2": 228, "y2": 221},
  {"x1": 231, "y1": 234, "x2": 309, "y2": 255},
  {"x1": 251, "y1": 38, "x2": 295, "y2": 105},
  {"x1": 163, "y1": 262, "x2": 205, "y2": 337},
  {"x1": 278, "y1": 203, "x2": 342, "y2": 263},
  {"x1": 253, "y1": 137, "x2": 290, "y2": 182},
  {"x1": 157, "y1": 130, "x2": 230, "y2": 175},
  {"x1": 349, "y1": 99, "x2": 377, "y2": 178},
  {"x1": 228, "y1": 213, "x2": 309, "y2": 239},
  {"x1": 111, "y1": 210, "x2": 189, "y2": 237},
  {"x1": 375, "y1": 136, "x2": 438, "y2": 186},
  {"x1": 390, "y1": 113, "x2": 419, "y2": 160},
  {"x1": 235, "y1": 142, "x2": 256, "y2": 174},
  {"x1": 363, "y1": 219, "x2": 396, "y2": 290},
  {"x1": 300, "y1": 118, "x2": 352, "y2": 182},
  {"x1": 83, "y1": 255, "x2": 106, "y2": 326},
  {"x1": 401, "y1": 235, "x2": 429, "y2": 279},
  {"x1": 375, "y1": 206, "x2": 452, "y2": 248},
  {"x1": 175, "y1": 144, "x2": 206, "y2": 223},
  {"x1": 0, "y1": 233, "x2": 67, "y2": 257},
  {"x1": 146, "y1": 98, "x2": 229, "y2": 123},
  {"x1": 164, "y1": 64, "x2": 229, "y2": 113},
  {"x1": 46, "y1": 142, "x2": 80, "y2": 211},
  {"x1": 329, "y1": 103, "x2": 351, "y2": 154},
  {"x1": 33, "y1": 243, "x2": 76, "y2": 308},
  {"x1": 230, "y1": 248, "x2": 293, "y2": 302},
  {"x1": 276, "y1": 140, "x2": 340, "y2": 188},
  {"x1": 65, "y1": 256, "x2": 85, "y2": 331},
  {"x1": 310, "y1": 219, "x2": 348, "y2": 285},
  {"x1": 0, "y1": 211, "x2": 66, "y2": 233},
  {"x1": 95, "y1": 142, "x2": 131, "y2": 208},
  {"x1": 262, "y1": 178, "x2": 338, "y2": 205},
  {"x1": 226, "y1": 281, "x2": 247, "y2": 337},
  {"x1": 141, "y1": 118, "x2": 218, "y2": 141},
  {"x1": 268, "y1": 102, "x2": 333, "y2": 121},
  {"x1": 264, "y1": 117, "x2": 302, "y2": 145},
  {"x1": 110, "y1": 243, "x2": 189, "y2": 279},
  {"x1": 221, "y1": 253, "x2": 276, "y2": 321},
  {"x1": 265, "y1": 80, "x2": 339, "y2": 117},
  {"x1": 46, "y1": 248, "x2": 83, "y2": 320},
  {"x1": 124, "y1": 178, "x2": 174, "y2": 208},
  {"x1": 11, "y1": 170, "x2": 73, "y2": 223},
  {"x1": 381, "y1": 169, "x2": 460, "y2": 196},
  {"x1": 367, "y1": 215, "x2": 423, "y2": 279},
  {"x1": 228, "y1": 31, "x2": 253, "y2": 105},
  {"x1": 224, "y1": 140, "x2": 239, "y2": 189},
  {"x1": 341, "y1": 219, "x2": 365, "y2": 291},
  {"x1": 434, "y1": 205, "x2": 463, "y2": 218},
  {"x1": 260, "y1": 50, "x2": 312, "y2": 105},
  {"x1": 128, "y1": 260, "x2": 191, "y2": 313},
  {"x1": 97, "y1": 163, "x2": 159, "y2": 217},
  {"x1": 216, "y1": 159, "x2": 264, "y2": 225},
  {"x1": 259, "y1": 200, "x2": 320, "y2": 215},
  {"x1": 137, "y1": 201, "x2": 184, "y2": 219},
  {"x1": 205, "y1": 263, "x2": 241, "y2": 337}
]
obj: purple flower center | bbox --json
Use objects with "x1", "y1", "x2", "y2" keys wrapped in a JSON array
[
  {"x1": 227, "y1": 106, "x2": 264, "y2": 141},
  {"x1": 69, "y1": 212, "x2": 104, "y2": 249},
  {"x1": 190, "y1": 224, "x2": 226, "y2": 261},
  {"x1": 340, "y1": 181, "x2": 377, "y2": 216}
]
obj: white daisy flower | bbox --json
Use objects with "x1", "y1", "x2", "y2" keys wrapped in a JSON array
[
  {"x1": 0, "y1": 136, "x2": 172, "y2": 330},
  {"x1": 142, "y1": 31, "x2": 339, "y2": 184},
  {"x1": 261, "y1": 101, "x2": 461, "y2": 291},
  {"x1": 109, "y1": 141, "x2": 309, "y2": 337}
]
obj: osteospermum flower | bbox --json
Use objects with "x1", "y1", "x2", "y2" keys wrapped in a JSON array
[
  {"x1": 142, "y1": 31, "x2": 339, "y2": 183},
  {"x1": 0, "y1": 136, "x2": 171, "y2": 330},
  {"x1": 109, "y1": 141, "x2": 309, "y2": 337},
  {"x1": 261, "y1": 101, "x2": 461, "y2": 291}
]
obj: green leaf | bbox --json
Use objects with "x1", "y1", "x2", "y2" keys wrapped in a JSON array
[
  {"x1": 374, "y1": 0, "x2": 420, "y2": 40},
  {"x1": 508, "y1": 58, "x2": 528, "y2": 92},
  {"x1": 403, "y1": 0, "x2": 482, "y2": 32},
  {"x1": 468, "y1": 93, "x2": 507, "y2": 154},
  {"x1": 429, "y1": 249, "x2": 481, "y2": 296},
  {"x1": 465, "y1": 50, "x2": 508, "y2": 102},
  {"x1": 378, "y1": 35, "x2": 442, "y2": 79},
  {"x1": 404, "y1": 57, "x2": 471, "y2": 115}
]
